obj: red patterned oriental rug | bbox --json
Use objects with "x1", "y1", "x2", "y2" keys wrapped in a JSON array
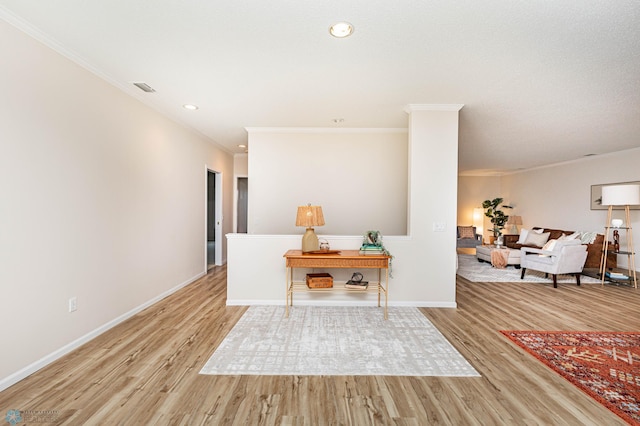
[{"x1": 500, "y1": 331, "x2": 640, "y2": 425}]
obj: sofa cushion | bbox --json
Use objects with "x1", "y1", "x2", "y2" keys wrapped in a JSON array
[
  {"x1": 516, "y1": 228, "x2": 543, "y2": 244},
  {"x1": 565, "y1": 231, "x2": 581, "y2": 240},
  {"x1": 524, "y1": 231, "x2": 550, "y2": 247},
  {"x1": 538, "y1": 238, "x2": 582, "y2": 257},
  {"x1": 538, "y1": 239, "x2": 558, "y2": 257},
  {"x1": 517, "y1": 229, "x2": 529, "y2": 244},
  {"x1": 543, "y1": 228, "x2": 568, "y2": 240},
  {"x1": 542, "y1": 239, "x2": 558, "y2": 251}
]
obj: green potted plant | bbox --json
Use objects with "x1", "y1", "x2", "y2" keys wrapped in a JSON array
[{"x1": 482, "y1": 198, "x2": 513, "y2": 244}]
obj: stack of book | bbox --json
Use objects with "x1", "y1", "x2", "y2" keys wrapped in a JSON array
[
  {"x1": 605, "y1": 271, "x2": 629, "y2": 280},
  {"x1": 345, "y1": 280, "x2": 369, "y2": 290},
  {"x1": 359, "y1": 244, "x2": 384, "y2": 255}
]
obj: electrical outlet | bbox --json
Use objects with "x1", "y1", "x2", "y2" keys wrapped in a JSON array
[
  {"x1": 68, "y1": 297, "x2": 77, "y2": 313},
  {"x1": 433, "y1": 222, "x2": 446, "y2": 232}
]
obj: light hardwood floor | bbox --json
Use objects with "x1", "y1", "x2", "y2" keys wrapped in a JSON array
[{"x1": 1, "y1": 264, "x2": 638, "y2": 425}]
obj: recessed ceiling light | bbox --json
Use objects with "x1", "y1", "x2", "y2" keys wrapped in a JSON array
[
  {"x1": 329, "y1": 22, "x2": 354, "y2": 38},
  {"x1": 238, "y1": 144, "x2": 247, "y2": 149},
  {"x1": 183, "y1": 104, "x2": 199, "y2": 110}
]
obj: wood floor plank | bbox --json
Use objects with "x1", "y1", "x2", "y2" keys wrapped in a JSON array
[{"x1": 1, "y1": 264, "x2": 637, "y2": 425}]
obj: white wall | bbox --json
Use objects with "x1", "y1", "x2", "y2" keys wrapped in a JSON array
[
  {"x1": 227, "y1": 106, "x2": 462, "y2": 308},
  {"x1": 234, "y1": 153, "x2": 248, "y2": 176},
  {"x1": 246, "y1": 129, "x2": 408, "y2": 236},
  {"x1": 0, "y1": 20, "x2": 234, "y2": 389}
]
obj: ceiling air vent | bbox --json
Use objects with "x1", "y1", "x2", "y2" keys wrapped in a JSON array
[{"x1": 133, "y1": 82, "x2": 156, "y2": 93}]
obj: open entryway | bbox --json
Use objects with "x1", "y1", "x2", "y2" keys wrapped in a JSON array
[
  {"x1": 237, "y1": 177, "x2": 248, "y2": 233},
  {"x1": 207, "y1": 168, "x2": 223, "y2": 270}
]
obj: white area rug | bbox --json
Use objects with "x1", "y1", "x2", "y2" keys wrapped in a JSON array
[
  {"x1": 200, "y1": 306, "x2": 479, "y2": 377},
  {"x1": 457, "y1": 254, "x2": 600, "y2": 283}
]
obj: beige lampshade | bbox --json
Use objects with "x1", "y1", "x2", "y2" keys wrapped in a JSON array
[
  {"x1": 295, "y1": 205, "x2": 325, "y2": 227},
  {"x1": 506, "y1": 215, "x2": 522, "y2": 234},
  {"x1": 601, "y1": 184, "x2": 640, "y2": 206}
]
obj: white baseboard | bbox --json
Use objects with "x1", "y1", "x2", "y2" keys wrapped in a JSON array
[
  {"x1": 226, "y1": 299, "x2": 284, "y2": 306},
  {"x1": 0, "y1": 271, "x2": 206, "y2": 392},
  {"x1": 226, "y1": 299, "x2": 457, "y2": 308},
  {"x1": 391, "y1": 301, "x2": 457, "y2": 308}
]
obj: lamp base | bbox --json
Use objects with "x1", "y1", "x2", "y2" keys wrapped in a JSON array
[{"x1": 301, "y1": 227, "x2": 319, "y2": 252}]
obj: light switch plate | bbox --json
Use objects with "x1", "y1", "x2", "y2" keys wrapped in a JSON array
[{"x1": 433, "y1": 222, "x2": 446, "y2": 232}]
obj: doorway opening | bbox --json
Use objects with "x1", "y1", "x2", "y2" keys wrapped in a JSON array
[
  {"x1": 207, "y1": 169, "x2": 223, "y2": 270},
  {"x1": 237, "y1": 177, "x2": 248, "y2": 233}
]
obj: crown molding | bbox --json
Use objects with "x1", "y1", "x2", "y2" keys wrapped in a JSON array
[
  {"x1": 404, "y1": 104, "x2": 464, "y2": 113},
  {"x1": 245, "y1": 127, "x2": 407, "y2": 134}
]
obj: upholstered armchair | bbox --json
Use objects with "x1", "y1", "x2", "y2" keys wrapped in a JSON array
[
  {"x1": 457, "y1": 226, "x2": 482, "y2": 248},
  {"x1": 520, "y1": 239, "x2": 588, "y2": 288}
]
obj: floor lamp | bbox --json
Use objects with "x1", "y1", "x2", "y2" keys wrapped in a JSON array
[
  {"x1": 473, "y1": 208, "x2": 484, "y2": 242},
  {"x1": 599, "y1": 184, "x2": 639, "y2": 288}
]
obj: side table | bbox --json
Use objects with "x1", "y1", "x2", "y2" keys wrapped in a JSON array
[{"x1": 283, "y1": 250, "x2": 391, "y2": 319}]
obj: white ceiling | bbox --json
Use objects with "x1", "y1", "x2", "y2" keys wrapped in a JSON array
[{"x1": 1, "y1": 1, "x2": 639, "y2": 175}]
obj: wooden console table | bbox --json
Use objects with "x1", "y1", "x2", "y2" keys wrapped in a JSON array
[{"x1": 283, "y1": 250, "x2": 391, "y2": 319}]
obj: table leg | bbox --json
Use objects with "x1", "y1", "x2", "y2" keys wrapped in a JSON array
[
  {"x1": 377, "y1": 268, "x2": 381, "y2": 307},
  {"x1": 285, "y1": 267, "x2": 291, "y2": 317},
  {"x1": 384, "y1": 267, "x2": 389, "y2": 320}
]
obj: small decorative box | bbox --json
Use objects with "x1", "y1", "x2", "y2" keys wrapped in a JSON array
[{"x1": 306, "y1": 273, "x2": 333, "y2": 288}]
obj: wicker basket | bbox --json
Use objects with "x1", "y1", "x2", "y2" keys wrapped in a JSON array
[{"x1": 306, "y1": 273, "x2": 333, "y2": 288}]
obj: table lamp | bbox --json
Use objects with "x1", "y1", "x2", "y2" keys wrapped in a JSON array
[
  {"x1": 506, "y1": 215, "x2": 523, "y2": 234},
  {"x1": 295, "y1": 204, "x2": 325, "y2": 252}
]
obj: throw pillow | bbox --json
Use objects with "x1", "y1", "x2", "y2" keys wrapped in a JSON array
[
  {"x1": 516, "y1": 228, "x2": 529, "y2": 244},
  {"x1": 539, "y1": 239, "x2": 558, "y2": 256},
  {"x1": 580, "y1": 231, "x2": 597, "y2": 244},
  {"x1": 524, "y1": 231, "x2": 550, "y2": 247},
  {"x1": 458, "y1": 226, "x2": 475, "y2": 238},
  {"x1": 566, "y1": 231, "x2": 581, "y2": 240},
  {"x1": 542, "y1": 239, "x2": 558, "y2": 251},
  {"x1": 518, "y1": 228, "x2": 545, "y2": 243}
]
